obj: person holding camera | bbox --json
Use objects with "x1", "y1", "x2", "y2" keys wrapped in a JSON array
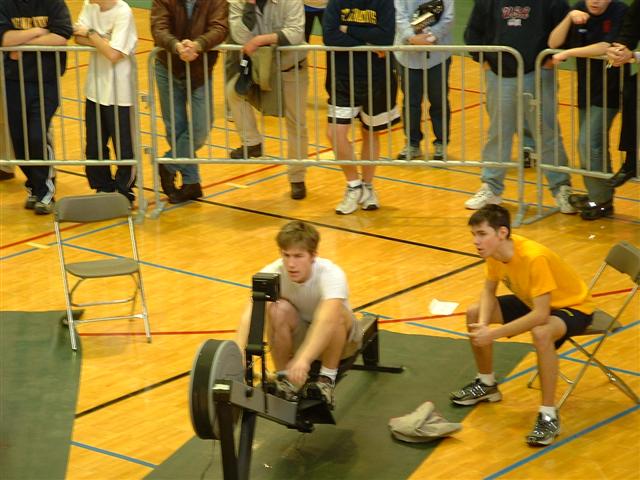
[
  {"x1": 394, "y1": 0, "x2": 454, "y2": 161},
  {"x1": 225, "y1": 0, "x2": 309, "y2": 200},
  {"x1": 235, "y1": 221, "x2": 359, "y2": 409}
]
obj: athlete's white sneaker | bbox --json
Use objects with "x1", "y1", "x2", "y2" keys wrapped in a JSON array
[
  {"x1": 465, "y1": 183, "x2": 502, "y2": 210},
  {"x1": 555, "y1": 185, "x2": 577, "y2": 214},
  {"x1": 336, "y1": 186, "x2": 362, "y2": 215},
  {"x1": 360, "y1": 183, "x2": 379, "y2": 210}
]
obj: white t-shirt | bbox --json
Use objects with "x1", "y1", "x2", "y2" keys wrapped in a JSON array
[
  {"x1": 78, "y1": 0, "x2": 137, "y2": 106},
  {"x1": 261, "y1": 257, "x2": 351, "y2": 324}
]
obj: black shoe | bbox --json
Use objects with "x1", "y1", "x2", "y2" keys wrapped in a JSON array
[
  {"x1": 230, "y1": 143, "x2": 262, "y2": 159},
  {"x1": 290, "y1": 182, "x2": 306, "y2": 200},
  {"x1": 170, "y1": 182, "x2": 203, "y2": 204},
  {"x1": 568, "y1": 194, "x2": 589, "y2": 210},
  {"x1": 24, "y1": 195, "x2": 37, "y2": 210},
  {"x1": 158, "y1": 164, "x2": 177, "y2": 196},
  {"x1": 580, "y1": 200, "x2": 614, "y2": 220},
  {"x1": 0, "y1": 170, "x2": 15, "y2": 180},
  {"x1": 608, "y1": 167, "x2": 635, "y2": 188}
]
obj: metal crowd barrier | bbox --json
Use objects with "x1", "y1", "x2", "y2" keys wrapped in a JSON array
[
  {"x1": 0, "y1": 45, "x2": 146, "y2": 220},
  {"x1": 525, "y1": 48, "x2": 639, "y2": 224},
  {"x1": 146, "y1": 44, "x2": 531, "y2": 222}
]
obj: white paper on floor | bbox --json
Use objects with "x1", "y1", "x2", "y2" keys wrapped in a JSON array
[{"x1": 429, "y1": 298, "x2": 459, "y2": 316}]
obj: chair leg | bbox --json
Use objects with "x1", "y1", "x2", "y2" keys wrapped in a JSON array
[
  {"x1": 137, "y1": 272, "x2": 152, "y2": 343},
  {"x1": 589, "y1": 355, "x2": 640, "y2": 404},
  {"x1": 65, "y1": 306, "x2": 78, "y2": 351}
]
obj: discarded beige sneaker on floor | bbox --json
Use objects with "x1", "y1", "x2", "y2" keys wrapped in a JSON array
[{"x1": 389, "y1": 401, "x2": 462, "y2": 443}]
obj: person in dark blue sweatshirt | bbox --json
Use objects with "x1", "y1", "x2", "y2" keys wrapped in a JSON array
[
  {"x1": 0, "y1": 0, "x2": 72, "y2": 215},
  {"x1": 323, "y1": 0, "x2": 399, "y2": 215}
]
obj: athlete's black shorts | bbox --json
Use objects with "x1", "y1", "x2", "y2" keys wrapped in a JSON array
[
  {"x1": 497, "y1": 294, "x2": 592, "y2": 348},
  {"x1": 326, "y1": 75, "x2": 400, "y2": 131}
]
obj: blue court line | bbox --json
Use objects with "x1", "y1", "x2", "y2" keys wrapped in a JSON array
[
  {"x1": 407, "y1": 321, "x2": 469, "y2": 338},
  {"x1": 70, "y1": 441, "x2": 157, "y2": 469},
  {"x1": 484, "y1": 404, "x2": 640, "y2": 480},
  {"x1": 63, "y1": 243, "x2": 252, "y2": 290},
  {"x1": 558, "y1": 355, "x2": 640, "y2": 377}
]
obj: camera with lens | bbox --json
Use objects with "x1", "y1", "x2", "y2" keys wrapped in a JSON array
[
  {"x1": 411, "y1": 0, "x2": 444, "y2": 33},
  {"x1": 252, "y1": 272, "x2": 280, "y2": 301}
]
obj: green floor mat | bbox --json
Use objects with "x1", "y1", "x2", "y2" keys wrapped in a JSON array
[
  {"x1": 0, "y1": 311, "x2": 82, "y2": 480},
  {"x1": 148, "y1": 332, "x2": 531, "y2": 480}
]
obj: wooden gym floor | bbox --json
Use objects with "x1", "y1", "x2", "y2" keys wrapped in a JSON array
[{"x1": 0, "y1": 3, "x2": 638, "y2": 479}]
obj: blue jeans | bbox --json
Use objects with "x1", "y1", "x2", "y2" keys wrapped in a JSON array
[
  {"x1": 481, "y1": 69, "x2": 571, "y2": 196},
  {"x1": 579, "y1": 106, "x2": 617, "y2": 204},
  {"x1": 399, "y1": 57, "x2": 451, "y2": 146},
  {"x1": 155, "y1": 61, "x2": 213, "y2": 184}
]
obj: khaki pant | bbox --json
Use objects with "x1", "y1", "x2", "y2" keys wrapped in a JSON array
[
  {"x1": 226, "y1": 67, "x2": 308, "y2": 183},
  {"x1": 0, "y1": 81, "x2": 15, "y2": 171}
]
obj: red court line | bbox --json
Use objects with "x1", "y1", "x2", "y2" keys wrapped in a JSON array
[
  {"x1": 79, "y1": 329, "x2": 236, "y2": 336},
  {"x1": 0, "y1": 165, "x2": 281, "y2": 251},
  {"x1": 380, "y1": 287, "x2": 633, "y2": 324},
  {"x1": 76, "y1": 287, "x2": 632, "y2": 337}
]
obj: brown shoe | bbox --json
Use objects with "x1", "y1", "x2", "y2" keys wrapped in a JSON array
[
  {"x1": 230, "y1": 143, "x2": 262, "y2": 159},
  {"x1": 170, "y1": 183, "x2": 203, "y2": 204}
]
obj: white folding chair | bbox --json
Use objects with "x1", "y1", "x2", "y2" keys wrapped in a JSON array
[
  {"x1": 528, "y1": 241, "x2": 640, "y2": 408},
  {"x1": 54, "y1": 193, "x2": 151, "y2": 350}
]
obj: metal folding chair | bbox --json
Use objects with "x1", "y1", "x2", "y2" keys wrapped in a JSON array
[
  {"x1": 528, "y1": 241, "x2": 640, "y2": 408},
  {"x1": 54, "y1": 193, "x2": 151, "y2": 350}
]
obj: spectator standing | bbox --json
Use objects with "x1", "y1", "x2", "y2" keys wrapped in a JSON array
[
  {"x1": 394, "y1": 0, "x2": 454, "y2": 161},
  {"x1": 606, "y1": 0, "x2": 639, "y2": 190},
  {"x1": 150, "y1": 0, "x2": 228, "y2": 204},
  {"x1": 464, "y1": 0, "x2": 577, "y2": 214},
  {"x1": 0, "y1": 0, "x2": 72, "y2": 214},
  {"x1": 323, "y1": 0, "x2": 400, "y2": 215},
  {"x1": 226, "y1": 0, "x2": 309, "y2": 200},
  {"x1": 549, "y1": 0, "x2": 629, "y2": 220},
  {"x1": 74, "y1": 0, "x2": 138, "y2": 203}
]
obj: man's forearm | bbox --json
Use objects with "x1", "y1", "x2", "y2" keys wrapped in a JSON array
[
  {"x1": 25, "y1": 32, "x2": 67, "y2": 46},
  {"x1": 2, "y1": 28, "x2": 47, "y2": 46},
  {"x1": 294, "y1": 301, "x2": 342, "y2": 364},
  {"x1": 494, "y1": 309, "x2": 548, "y2": 339}
]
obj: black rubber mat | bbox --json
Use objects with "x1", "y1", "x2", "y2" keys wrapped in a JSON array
[
  {"x1": 148, "y1": 331, "x2": 531, "y2": 480},
  {"x1": 0, "y1": 311, "x2": 82, "y2": 480}
]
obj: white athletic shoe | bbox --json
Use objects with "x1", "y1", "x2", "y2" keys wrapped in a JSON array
[
  {"x1": 555, "y1": 185, "x2": 577, "y2": 214},
  {"x1": 465, "y1": 183, "x2": 502, "y2": 210},
  {"x1": 360, "y1": 183, "x2": 379, "y2": 210},
  {"x1": 335, "y1": 186, "x2": 362, "y2": 215}
]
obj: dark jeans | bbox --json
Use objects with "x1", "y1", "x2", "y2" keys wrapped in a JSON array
[
  {"x1": 619, "y1": 73, "x2": 637, "y2": 175},
  {"x1": 84, "y1": 100, "x2": 135, "y2": 200},
  {"x1": 304, "y1": 9, "x2": 323, "y2": 42},
  {"x1": 399, "y1": 57, "x2": 451, "y2": 147},
  {"x1": 5, "y1": 79, "x2": 58, "y2": 202}
]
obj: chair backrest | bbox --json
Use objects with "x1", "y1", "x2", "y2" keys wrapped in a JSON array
[
  {"x1": 605, "y1": 241, "x2": 640, "y2": 285},
  {"x1": 54, "y1": 193, "x2": 131, "y2": 223}
]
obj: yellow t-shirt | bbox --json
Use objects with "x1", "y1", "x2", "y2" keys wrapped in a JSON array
[{"x1": 485, "y1": 234, "x2": 594, "y2": 314}]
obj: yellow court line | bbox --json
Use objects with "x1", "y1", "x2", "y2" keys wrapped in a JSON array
[{"x1": 26, "y1": 242, "x2": 50, "y2": 249}]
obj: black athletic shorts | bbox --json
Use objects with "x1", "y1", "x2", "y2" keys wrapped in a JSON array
[
  {"x1": 497, "y1": 294, "x2": 592, "y2": 348},
  {"x1": 326, "y1": 75, "x2": 400, "y2": 131}
]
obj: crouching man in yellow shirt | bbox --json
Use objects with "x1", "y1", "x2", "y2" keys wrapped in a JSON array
[{"x1": 451, "y1": 204, "x2": 593, "y2": 447}]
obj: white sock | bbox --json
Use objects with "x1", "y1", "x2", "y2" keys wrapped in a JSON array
[
  {"x1": 319, "y1": 366, "x2": 338, "y2": 383},
  {"x1": 539, "y1": 405, "x2": 557, "y2": 419},
  {"x1": 347, "y1": 179, "x2": 362, "y2": 189},
  {"x1": 477, "y1": 372, "x2": 496, "y2": 386}
]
